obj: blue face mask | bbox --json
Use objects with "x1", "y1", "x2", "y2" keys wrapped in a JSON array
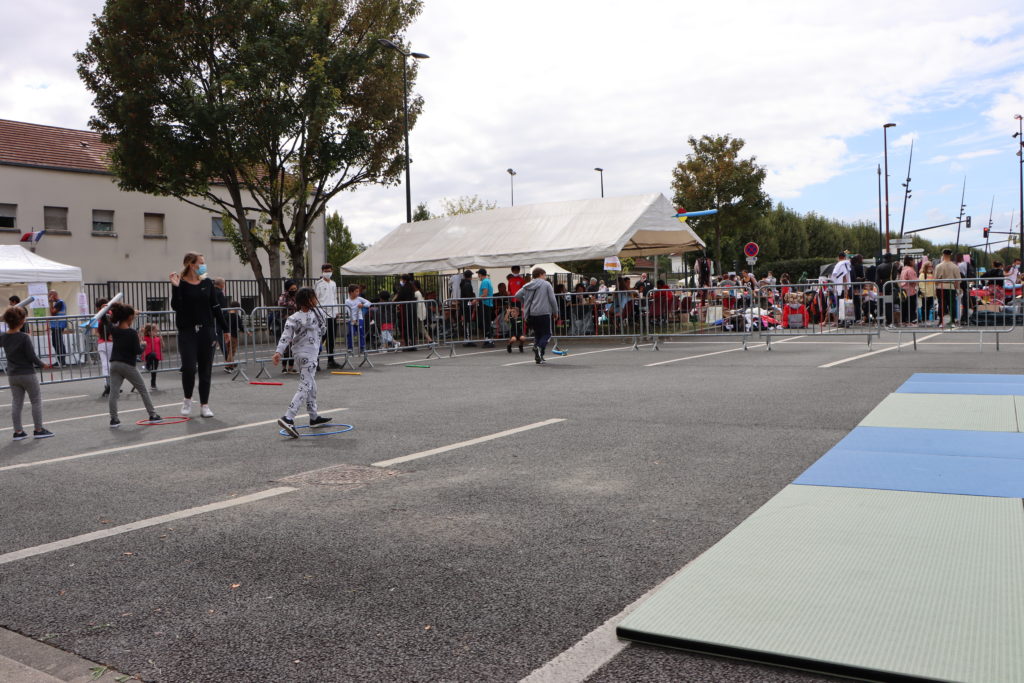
[{"x1": 197, "y1": 264, "x2": 207, "y2": 276}]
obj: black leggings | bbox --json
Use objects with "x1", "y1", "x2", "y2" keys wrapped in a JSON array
[{"x1": 178, "y1": 325, "x2": 215, "y2": 403}]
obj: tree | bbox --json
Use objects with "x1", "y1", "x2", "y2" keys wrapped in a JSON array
[
  {"x1": 324, "y1": 211, "x2": 365, "y2": 275},
  {"x1": 412, "y1": 201, "x2": 433, "y2": 221},
  {"x1": 671, "y1": 134, "x2": 771, "y2": 272},
  {"x1": 76, "y1": 0, "x2": 423, "y2": 303},
  {"x1": 439, "y1": 195, "x2": 498, "y2": 216}
]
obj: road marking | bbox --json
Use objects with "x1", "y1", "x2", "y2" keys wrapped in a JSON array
[
  {"x1": 0, "y1": 394, "x2": 89, "y2": 409},
  {"x1": 503, "y1": 345, "x2": 644, "y2": 367},
  {"x1": 819, "y1": 332, "x2": 942, "y2": 367},
  {"x1": 385, "y1": 348, "x2": 503, "y2": 365},
  {"x1": 519, "y1": 556, "x2": 703, "y2": 683},
  {"x1": 0, "y1": 408, "x2": 348, "y2": 472},
  {"x1": 645, "y1": 336, "x2": 808, "y2": 367},
  {"x1": 372, "y1": 418, "x2": 566, "y2": 467},
  {"x1": 0, "y1": 403, "x2": 180, "y2": 433},
  {"x1": 0, "y1": 487, "x2": 296, "y2": 565}
]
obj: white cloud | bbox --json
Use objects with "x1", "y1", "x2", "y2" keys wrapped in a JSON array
[
  {"x1": 893, "y1": 132, "x2": 919, "y2": 147},
  {"x1": 927, "y1": 149, "x2": 1001, "y2": 163}
]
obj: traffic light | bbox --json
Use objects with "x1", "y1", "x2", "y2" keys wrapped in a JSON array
[
  {"x1": 983, "y1": 227, "x2": 990, "y2": 239},
  {"x1": 966, "y1": 216, "x2": 972, "y2": 228}
]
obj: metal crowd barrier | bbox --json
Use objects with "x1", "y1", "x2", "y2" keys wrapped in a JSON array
[
  {"x1": 881, "y1": 277, "x2": 1018, "y2": 350},
  {"x1": 549, "y1": 289, "x2": 647, "y2": 351},
  {"x1": 0, "y1": 313, "x2": 105, "y2": 389},
  {"x1": 756, "y1": 282, "x2": 881, "y2": 350},
  {"x1": 442, "y1": 295, "x2": 527, "y2": 353},
  {"x1": 644, "y1": 285, "x2": 757, "y2": 350}
]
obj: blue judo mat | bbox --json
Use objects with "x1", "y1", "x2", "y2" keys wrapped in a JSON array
[
  {"x1": 794, "y1": 426, "x2": 1024, "y2": 498},
  {"x1": 897, "y1": 372, "x2": 1024, "y2": 396}
]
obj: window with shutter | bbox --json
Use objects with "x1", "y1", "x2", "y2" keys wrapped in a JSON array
[
  {"x1": 44, "y1": 206, "x2": 68, "y2": 231},
  {"x1": 144, "y1": 213, "x2": 165, "y2": 236},
  {"x1": 0, "y1": 203, "x2": 15, "y2": 229}
]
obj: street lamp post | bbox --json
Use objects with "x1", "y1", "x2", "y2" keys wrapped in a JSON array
[
  {"x1": 378, "y1": 38, "x2": 429, "y2": 224},
  {"x1": 507, "y1": 168, "x2": 516, "y2": 206},
  {"x1": 898, "y1": 140, "x2": 914, "y2": 237},
  {"x1": 883, "y1": 123, "x2": 896, "y2": 253},
  {"x1": 594, "y1": 167, "x2": 604, "y2": 198},
  {"x1": 1014, "y1": 114, "x2": 1023, "y2": 261},
  {"x1": 877, "y1": 164, "x2": 884, "y2": 259}
]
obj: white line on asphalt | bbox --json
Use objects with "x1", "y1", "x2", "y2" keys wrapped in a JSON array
[
  {"x1": 643, "y1": 336, "x2": 804, "y2": 367},
  {"x1": 372, "y1": 418, "x2": 566, "y2": 467},
  {"x1": 519, "y1": 557, "x2": 701, "y2": 683},
  {"x1": 0, "y1": 408, "x2": 348, "y2": 472},
  {"x1": 0, "y1": 403, "x2": 180, "y2": 433},
  {"x1": 0, "y1": 487, "x2": 297, "y2": 565},
  {"x1": 385, "y1": 348, "x2": 503, "y2": 365},
  {"x1": 503, "y1": 345, "x2": 644, "y2": 367},
  {"x1": 818, "y1": 332, "x2": 942, "y2": 368},
  {"x1": 0, "y1": 394, "x2": 89, "y2": 409}
]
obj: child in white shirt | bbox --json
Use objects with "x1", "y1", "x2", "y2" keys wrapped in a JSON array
[
  {"x1": 343, "y1": 284, "x2": 372, "y2": 353},
  {"x1": 273, "y1": 288, "x2": 331, "y2": 438}
]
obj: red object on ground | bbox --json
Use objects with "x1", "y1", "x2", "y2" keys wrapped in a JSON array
[
  {"x1": 250, "y1": 381, "x2": 284, "y2": 386},
  {"x1": 136, "y1": 416, "x2": 191, "y2": 425}
]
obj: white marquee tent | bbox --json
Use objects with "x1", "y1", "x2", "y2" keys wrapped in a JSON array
[
  {"x1": 340, "y1": 193, "x2": 705, "y2": 275},
  {"x1": 0, "y1": 245, "x2": 84, "y2": 314}
]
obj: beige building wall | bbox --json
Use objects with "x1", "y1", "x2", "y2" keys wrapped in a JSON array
[{"x1": 0, "y1": 164, "x2": 326, "y2": 285}]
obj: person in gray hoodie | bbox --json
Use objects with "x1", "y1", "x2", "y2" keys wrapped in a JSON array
[
  {"x1": 273, "y1": 288, "x2": 334, "y2": 437},
  {"x1": 515, "y1": 267, "x2": 558, "y2": 364}
]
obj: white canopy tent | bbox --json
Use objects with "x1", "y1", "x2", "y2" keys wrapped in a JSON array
[
  {"x1": 0, "y1": 245, "x2": 84, "y2": 314},
  {"x1": 340, "y1": 193, "x2": 705, "y2": 275}
]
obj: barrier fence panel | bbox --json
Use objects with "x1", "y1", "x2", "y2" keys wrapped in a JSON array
[
  {"x1": 0, "y1": 313, "x2": 105, "y2": 389},
  {"x1": 644, "y1": 285, "x2": 756, "y2": 350},
  {"x1": 549, "y1": 289, "x2": 647, "y2": 351},
  {"x1": 758, "y1": 282, "x2": 880, "y2": 350},
  {"x1": 881, "y1": 277, "x2": 1018, "y2": 350},
  {"x1": 442, "y1": 296, "x2": 528, "y2": 353}
]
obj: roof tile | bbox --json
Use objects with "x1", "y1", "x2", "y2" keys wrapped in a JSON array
[{"x1": 0, "y1": 119, "x2": 111, "y2": 174}]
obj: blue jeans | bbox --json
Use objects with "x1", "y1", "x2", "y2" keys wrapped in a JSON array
[{"x1": 346, "y1": 320, "x2": 366, "y2": 351}]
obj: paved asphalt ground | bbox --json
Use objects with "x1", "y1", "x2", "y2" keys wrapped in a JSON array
[{"x1": 0, "y1": 330, "x2": 1020, "y2": 682}]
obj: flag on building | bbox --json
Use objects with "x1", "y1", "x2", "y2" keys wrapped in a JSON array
[{"x1": 19, "y1": 230, "x2": 45, "y2": 243}]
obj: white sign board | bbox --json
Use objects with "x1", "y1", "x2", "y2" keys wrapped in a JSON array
[
  {"x1": 27, "y1": 282, "x2": 48, "y2": 316},
  {"x1": 746, "y1": 256, "x2": 758, "y2": 265},
  {"x1": 603, "y1": 256, "x2": 622, "y2": 272},
  {"x1": 899, "y1": 248, "x2": 925, "y2": 254},
  {"x1": 889, "y1": 240, "x2": 913, "y2": 246},
  {"x1": 670, "y1": 255, "x2": 683, "y2": 273}
]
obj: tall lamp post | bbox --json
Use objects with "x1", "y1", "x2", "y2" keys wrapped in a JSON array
[
  {"x1": 883, "y1": 123, "x2": 896, "y2": 253},
  {"x1": 507, "y1": 168, "x2": 516, "y2": 206},
  {"x1": 1014, "y1": 114, "x2": 1023, "y2": 261},
  {"x1": 594, "y1": 167, "x2": 604, "y2": 197},
  {"x1": 378, "y1": 38, "x2": 429, "y2": 224},
  {"x1": 877, "y1": 164, "x2": 884, "y2": 258}
]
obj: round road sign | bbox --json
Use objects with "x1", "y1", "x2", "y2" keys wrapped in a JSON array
[{"x1": 744, "y1": 242, "x2": 759, "y2": 258}]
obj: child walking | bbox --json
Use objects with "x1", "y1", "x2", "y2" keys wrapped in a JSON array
[
  {"x1": 108, "y1": 303, "x2": 161, "y2": 428},
  {"x1": 224, "y1": 301, "x2": 249, "y2": 371},
  {"x1": 1, "y1": 306, "x2": 53, "y2": 439},
  {"x1": 141, "y1": 322, "x2": 163, "y2": 389},
  {"x1": 343, "y1": 284, "x2": 372, "y2": 353},
  {"x1": 273, "y1": 288, "x2": 333, "y2": 438}
]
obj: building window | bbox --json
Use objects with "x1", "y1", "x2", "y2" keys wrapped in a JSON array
[
  {"x1": 44, "y1": 206, "x2": 68, "y2": 232},
  {"x1": 144, "y1": 213, "x2": 165, "y2": 237},
  {"x1": 212, "y1": 216, "x2": 255, "y2": 238},
  {"x1": 0, "y1": 203, "x2": 15, "y2": 229},
  {"x1": 92, "y1": 209, "x2": 114, "y2": 233}
]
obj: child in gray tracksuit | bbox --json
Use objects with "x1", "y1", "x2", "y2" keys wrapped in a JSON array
[{"x1": 273, "y1": 288, "x2": 333, "y2": 438}]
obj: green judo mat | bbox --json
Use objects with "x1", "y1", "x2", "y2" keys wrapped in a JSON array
[
  {"x1": 617, "y1": 485, "x2": 1024, "y2": 682},
  {"x1": 858, "y1": 392, "x2": 1022, "y2": 432}
]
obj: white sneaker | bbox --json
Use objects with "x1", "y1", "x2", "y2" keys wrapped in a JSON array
[
  {"x1": 201, "y1": 404, "x2": 214, "y2": 418},
  {"x1": 181, "y1": 398, "x2": 193, "y2": 416}
]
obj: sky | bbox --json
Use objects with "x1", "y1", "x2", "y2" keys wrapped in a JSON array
[{"x1": 3, "y1": 0, "x2": 1024, "y2": 252}]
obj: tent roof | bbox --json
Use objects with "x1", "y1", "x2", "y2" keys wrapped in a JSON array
[
  {"x1": 0, "y1": 245, "x2": 83, "y2": 283},
  {"x1": 340, "y1": 193, "x2": 706, "y2": 275}
]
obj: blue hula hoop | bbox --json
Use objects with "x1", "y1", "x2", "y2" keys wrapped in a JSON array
[{"x1": 278, "y1": 423, "x2": 355, "y2": 437}]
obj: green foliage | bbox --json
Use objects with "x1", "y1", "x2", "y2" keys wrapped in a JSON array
[
  {"x1": 325, "y1": 211, "x2": 366, "y2": 274},
  {"x1": 439, "y1": 195, "x2": 498, "y2": 216},
  {"x1": 671, "y1": 134, "x2": 771, "y2": 272},
  {"x1": 76, "y1": 0, "x2": 424, "y2": 300},
  {"x1": 220, "y1": 212, "x2": 275, "y2": 267},
  {"x1": 412, "y1": 202, "x2": 433, "y2": 221}
]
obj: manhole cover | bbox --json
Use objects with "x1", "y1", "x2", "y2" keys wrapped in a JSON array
[{"x1": 279, "y1": 464, "x2": 399, "y2": 488}]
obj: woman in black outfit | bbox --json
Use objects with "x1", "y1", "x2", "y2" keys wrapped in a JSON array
[{"x1": 170, "y1": 252, "x2": 227, "y2": 417}]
